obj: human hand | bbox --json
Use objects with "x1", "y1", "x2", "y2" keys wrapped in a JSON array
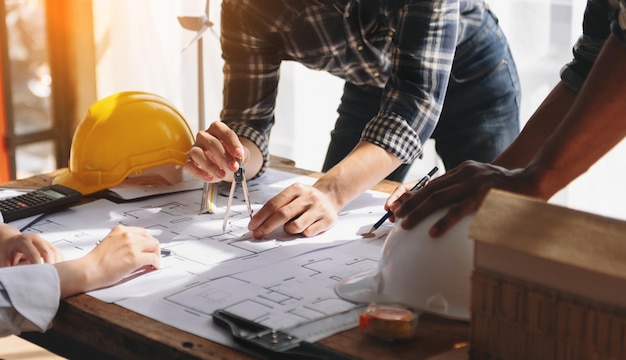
[
  {"x1": 384, "y1": 178, "x2": 423, "y2": 224},
  {"x1": 248, "y1": 183, "x2": 340, "y2": 239},
  {"x1": 184, "y1": 121, "x2": 248, "y2": 182},
  {"x1": 82, "y1": 225, "x2": 161, "y2": 290},
  {"x1": 55, "y1": 225, "x2": 161, "y2": 298},
  {"x1": 0, "y1": 224, "x2": 63, "y2": 266},
  {"x1": 388, "y1": 161, "x2": 532, "y2": 237}
]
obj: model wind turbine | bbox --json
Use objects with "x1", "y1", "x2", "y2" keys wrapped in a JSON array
[{"x1": 178, "y1": 0, "x2": 218, "y2": 214}]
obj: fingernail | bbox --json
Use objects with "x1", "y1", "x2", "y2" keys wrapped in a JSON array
[
  {"x1": 216, "y1": 169, "x2": 226, "y2": 178},
  {"x1": 230, "y1": 160, "x2": 239, "y2": 171},
  {"x1": 429, "y1": 226, "x2": 441, "y2": 238}
]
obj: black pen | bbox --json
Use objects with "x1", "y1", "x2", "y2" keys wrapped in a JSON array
[
  {"x1": 19, "y1": 213, "x2": 48, "y2": 232},
  {"x1": 369, "y1": 166, "x2": 438, "y2": 233}
]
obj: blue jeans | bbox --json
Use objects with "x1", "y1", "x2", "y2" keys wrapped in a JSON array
[{"x1": 322, "y1": 10, "x2": 521, "y2": 182}]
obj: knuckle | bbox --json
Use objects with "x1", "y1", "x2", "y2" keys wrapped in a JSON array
[
  {"x1": 275, "y1": 208, "x2": 295, "y2": 222},
  {"x1": 301, "y1": 227, "x2": 318, "y2": 237},
  {"x1": 207, "y1": 122, "x2": 221, "y2": 132},
  {"x1": 283, "y1": 221, "x2": 301, "y2": 235},
  {"x1": 263, "y1": 200, "x2": 281, "y2": 213}
]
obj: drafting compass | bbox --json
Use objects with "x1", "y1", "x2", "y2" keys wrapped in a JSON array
[{"x1": 223, "y1": 159, "x2": 253, "y2": 231}]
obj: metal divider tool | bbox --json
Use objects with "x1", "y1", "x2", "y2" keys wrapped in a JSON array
[{"x1": 222, "y1": 159, "x2": 252, "y2": 231}]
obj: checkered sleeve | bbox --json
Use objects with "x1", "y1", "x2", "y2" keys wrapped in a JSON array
[
  {"x1": 220, "y1": 0, "x2": 280, "y2": 176},
  {"x1": 361, "y1": 0, "x2": 459, "y2": 164},
  {"x1": 362, "y1": 112, "x2": 423, "y2": 163}
]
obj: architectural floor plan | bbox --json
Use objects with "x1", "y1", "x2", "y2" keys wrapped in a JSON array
[{"x1": 17, "y1": 169, "x2": 393, "y2": 346}]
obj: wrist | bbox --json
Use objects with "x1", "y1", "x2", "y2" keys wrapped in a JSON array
[
  {"x1": 313, "y1": 176, "x2": 347, "y2": 212},
  {"x1": 520, "y1": 164, "x2": 560, "y2": 201},
  {"x1": 54, "y1": 258, "x2": 92, "y2": 298}
]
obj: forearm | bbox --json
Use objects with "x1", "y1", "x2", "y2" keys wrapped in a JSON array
[
  {"x1": 524, "y1": 35, "x2": 626, "y2": 199},
  {"x1": 313, "y1": 141, "x2": 402, "y2": 210},
  {"x1": 54, "y1": 225, "x2": 160, "y2": 299},
  {"x1": 221, "y1": 2, "x2": 280, "y2": 177},
  {"x1": 53, "y1": 259, "x2": 91, "y2": 299}
]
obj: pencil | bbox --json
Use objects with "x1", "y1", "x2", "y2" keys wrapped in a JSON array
[{"x1": 369, "y1": 166, "x2": 438, "y2": 233}]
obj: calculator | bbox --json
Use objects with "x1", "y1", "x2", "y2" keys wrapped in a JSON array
[{"x1": 0, "y1": 184, "x2": 82, "y2": 223}]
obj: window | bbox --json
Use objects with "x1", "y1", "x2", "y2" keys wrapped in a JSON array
[
  {"x1": 1, "y1": 0, "x2": 55, "y2": 179},
  {"x1": 1, "y1": 0, "x2": 92, "y2": 180}
]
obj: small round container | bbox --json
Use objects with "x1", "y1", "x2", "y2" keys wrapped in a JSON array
[{"x1": 359, "y1": 303, "x2": 418, "y2": 341}]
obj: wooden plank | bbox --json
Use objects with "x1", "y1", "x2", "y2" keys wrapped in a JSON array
[{"x1": 471, "y1": 190, "x2": 626, "y2": 281}]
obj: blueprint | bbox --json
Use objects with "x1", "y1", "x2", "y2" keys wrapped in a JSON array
[{"x1": 18, "y1": 169, "x2": 393, "y2": 346}]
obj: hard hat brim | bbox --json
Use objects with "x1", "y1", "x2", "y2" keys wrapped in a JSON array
[
  {"x1": 53, "y1": 169, "x2": 102, "y2": 196},
  {"x1": 335, "y1": 269, "x2": 382, "y2": 303},
  {"x1": 336, "y1": 266, "x2": 472, "y2": 321}
]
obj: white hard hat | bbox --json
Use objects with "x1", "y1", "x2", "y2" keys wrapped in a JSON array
[{"x1": 336, "y1": 208, "x2": 474, "y2": 321}]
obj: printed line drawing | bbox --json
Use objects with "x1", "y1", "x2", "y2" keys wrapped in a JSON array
[{"x1": 21, "y1": 169, "x2": 391, "y2": 346}]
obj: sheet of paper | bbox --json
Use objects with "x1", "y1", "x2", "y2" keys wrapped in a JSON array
[
  {"x1": 23, "y1": 169, "x2": 393, "y2": 346},
  {"x1": 106, "y1": 172, "x2": 203, "y2": 200},
  {"x1": 0, "y1": 189, "x2": 29, "y2": 200}
]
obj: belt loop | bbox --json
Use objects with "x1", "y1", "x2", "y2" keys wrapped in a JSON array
[{"x1": 483, "y1": 1, "x2": 499, "y2": 25}]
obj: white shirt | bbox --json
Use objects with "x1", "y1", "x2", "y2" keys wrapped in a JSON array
[{"x1": 0, "y1": 264, "x2": 60, "y2": 337}]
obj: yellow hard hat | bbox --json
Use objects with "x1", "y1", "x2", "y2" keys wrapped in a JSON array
[{"x1": 53, "y1": 91, "x2": 194, "y2": 195}]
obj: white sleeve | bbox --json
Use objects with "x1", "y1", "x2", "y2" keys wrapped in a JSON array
[{"x1": 0, "y1": 264, "x2": 60, "y2": 337}]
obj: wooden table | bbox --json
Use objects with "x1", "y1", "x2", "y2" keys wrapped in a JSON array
[{"x1": 8, "y1": 157, "x2": 470, "y2": 359}]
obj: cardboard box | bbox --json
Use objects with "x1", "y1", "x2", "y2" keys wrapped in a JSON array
[{"x1": 469, "y1": 190, "x2": 626, "y2": 360}]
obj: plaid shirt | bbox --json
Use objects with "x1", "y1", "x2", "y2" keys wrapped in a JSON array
[{"x1": 221, "y1": 0, "x2": 485, "y2": 174}]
